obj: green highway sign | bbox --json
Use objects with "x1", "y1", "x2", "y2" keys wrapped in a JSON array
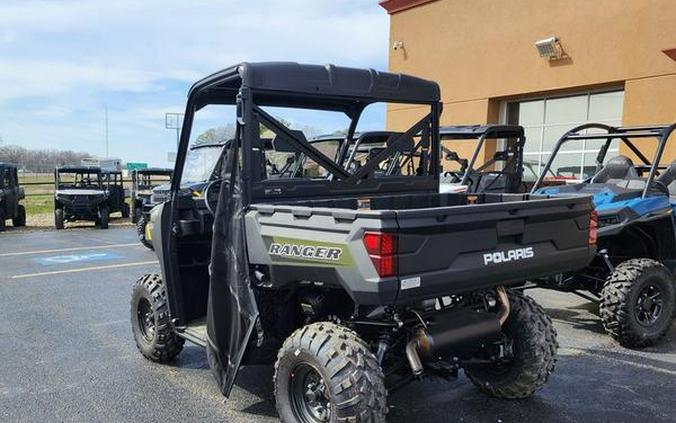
[{"x1": 126, "y1": 162, "x2": 148, "y2": 170}]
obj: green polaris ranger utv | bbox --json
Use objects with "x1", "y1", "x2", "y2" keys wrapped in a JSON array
[{"x1": 130, "y1": 62, "x2": 597, "y2": 423}]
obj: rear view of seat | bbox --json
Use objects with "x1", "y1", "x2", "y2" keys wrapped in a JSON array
[{"x1": 592, "y1": 155, "x2": 639, "y2": 184}]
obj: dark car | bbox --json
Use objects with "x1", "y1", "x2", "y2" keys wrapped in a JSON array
[
  {"x1": 0, "y1": 162, "x2": 26, "y2": 231},
  {"x1": 54, "y1": 166, "x2": 129, "y2": 229}
]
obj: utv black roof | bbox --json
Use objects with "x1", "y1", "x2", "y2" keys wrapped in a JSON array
[
  {"x1": 188, "y1": 62, "x2": 440, "y2": 110},
  {"x1": 134, "y1": 167, "x2": 173, "y2": 175},
  {"x1": 440, "y1": 125, "x2": 525, "y2": 139},
  {"x1": 0, "y1": 162, "x2": 17, "y2": 169},
  {"x1": 56, "y1": 166, "x2": 102, "y2": 173}
]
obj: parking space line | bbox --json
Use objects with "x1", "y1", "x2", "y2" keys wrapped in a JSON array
[
  {"x1": 11, "y1": 261, "x2": 158, "y2": 279},
  {"x1": 0, "y1": 243, "x2": 139, "y2": 257}
]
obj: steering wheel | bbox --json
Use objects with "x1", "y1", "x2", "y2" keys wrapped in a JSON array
[
  {"x1": 443, "y1": 171, "x2": 462, "y2": 183},
  {"x1": 203, "y1": 179, "x2": 223, "y2": 215}
]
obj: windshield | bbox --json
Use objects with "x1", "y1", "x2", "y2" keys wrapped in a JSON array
[
  {"x1": 181, "y1": 146, "x2": 224, "y2": 185},
  {"x1": 57, "y1": 171, "x2": 102, "y2": 190}
]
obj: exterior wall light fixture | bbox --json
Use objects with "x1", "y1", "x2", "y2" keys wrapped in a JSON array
[{"x1": 535, "y1": 37, "x2": 564, "y2": 60}]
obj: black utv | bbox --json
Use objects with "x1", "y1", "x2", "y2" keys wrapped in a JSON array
[
  {"x1": 130, "y1": 168, "x2": 172, "y2": 248},
  {"x1": 439, "y1": 125, "x2": 526, "y2": 194},
  {"x1": 130, "y1": 63, "x2": 597, "y2": 423},
  {"x1": 54, "y1": 166, "x2": 129, "y2": 229},
  {"x1": 0, "y1": 162, "x2": 26, "y2": 231}
]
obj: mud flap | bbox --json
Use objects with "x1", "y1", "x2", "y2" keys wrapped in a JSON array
[{"x1": 205, "y1": 131, "x2": 259, "y2": 397}]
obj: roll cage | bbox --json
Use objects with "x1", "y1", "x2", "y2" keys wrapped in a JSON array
[
  {"x1": 55, "y1": 166, "x2": 103, "y2": 190},
  {"x1": 278, "y1": 131, "x2": 411, "y2": 178},
  {"x1": 440, "y1": 125, "x2": 525, "y2": 191},
  {"x1": 172, "y1": 62, "x2": 442, "y2": 205},
  {"x1": 530, "y1": 123, "x2": 676, "y2": 197},
  {"x1": 132, "y1": 168, "x2": 173, "y2": 191}
]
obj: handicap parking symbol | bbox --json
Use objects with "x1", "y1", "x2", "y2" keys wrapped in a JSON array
[{"x1": 34, "y1": 251, "x2": 123, "y2": 266}]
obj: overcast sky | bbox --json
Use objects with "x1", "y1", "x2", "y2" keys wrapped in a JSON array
[{"x1": 0, "y1": 0, "x2": 389, "y2": 166}]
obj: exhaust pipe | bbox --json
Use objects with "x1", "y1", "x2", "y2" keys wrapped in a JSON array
[
  {"x1": 496, "y1": 286, "x2": 511, "y2": 326},
  {"x1": 405, "y1": 288, "x2": 511, "y2": 374},
  {"x1": 406, "y1": 338, "x2": 424, "y2": 376}
]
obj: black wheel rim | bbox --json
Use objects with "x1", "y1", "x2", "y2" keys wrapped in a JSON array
[
  {"x1": 635, "y1": 283, "x2": 663, "y2": 326},
  {"x1": 137, "y1": 297, "x2": 156, "y2": 341},
  {"x1": 289, "y1": 363, "x2": 331, "y2": 423}
]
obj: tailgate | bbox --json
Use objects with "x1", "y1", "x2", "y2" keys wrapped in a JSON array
[{"x1": 395, "y1": 196, "x2": 595, "y2": 303}]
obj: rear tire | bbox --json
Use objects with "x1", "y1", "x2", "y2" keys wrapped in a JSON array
[
  {"x1": 130, "y1": 273, "x2": 184, "y2": 362},
  {"x1": 274, "y1": 322, "x2": 387, "y2": 423},
  {"x1": 99, "y1": 207, "x2": 109, "y2": 229},
  {"x1": 600, "y1": 258, "x2": 675, "y2": 348},
  {"x1": 133, "y1": 207, "x2": 142, "y2": 224},
  {"x1": 0, "y1": 210, "x2": 6, "y2": 231},
  {"x1": 54, "y1": 208, "x2": 64, "y2": 230},
  {"x1": 137, "y1": 215, "x2": 153, "y2": 250},
  {"x1": 464, "y1": 290, "x2": 558, "y2": 399},
  {"x1": 12, "y1": 204, "x2": 26, "y2": 227}
]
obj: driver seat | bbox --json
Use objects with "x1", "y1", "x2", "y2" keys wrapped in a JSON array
[{"x1": 592, "y1": 155, "x2": 639, "y2": 183}]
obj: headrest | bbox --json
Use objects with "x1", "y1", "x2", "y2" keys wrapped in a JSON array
[
  {"x1": 594, "y1": 155, "x2": 638, "y2": 183},
  {"x1": 656, "y1": 160, "x2": 676, "y2": 187}
]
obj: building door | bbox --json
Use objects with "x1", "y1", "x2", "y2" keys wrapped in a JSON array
[{"x1": 506, "y1": 90, "x2": 624, "y2": 181}]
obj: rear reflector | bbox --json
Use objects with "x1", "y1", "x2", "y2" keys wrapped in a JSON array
[
  {"x1": 589, "y1": 210, "x2": 598, "y2": 245},
  {"x1": 363, "y1": 232, "x2": 398, "y2": 277}
]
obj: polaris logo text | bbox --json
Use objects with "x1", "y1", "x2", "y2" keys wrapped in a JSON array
[
  {"x1": 269, "y1": 243, "x2": 343, "y2": 261},
  {"x1": 483, "y1": 247, "x2": 534, "y2": 265}
]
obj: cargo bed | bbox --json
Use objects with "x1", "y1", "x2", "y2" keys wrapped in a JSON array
[{"x1": 246, "y1": 192, "x2": 596, "y2": 305}]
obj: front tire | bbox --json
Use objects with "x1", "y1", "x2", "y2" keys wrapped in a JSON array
[
  {"x1": 12, "y1": 204, "x2": 26, "y2": 227},
  {"x1": 132, "y1": 207, "x2": 142, "y2": 224},
  {"x1": 600, "y1": 258, "x2": 676, "y2": 348},
  {"x1": 54, "y1": 208, "x2": 64, "y2": 230},
  {"x1": 99, "y1": 207, "x2": 109, "y2": 229},
  {"x1": 130, "y1": 274, "x2": 184, "y2": 362},
  {"x1": 274, "y1": 322, "x2": 387, "y2": 423},
  {"x1": 464, "y1": 290, "x2": 558, "y2": 399},
  {"x1": 121, "y1": 202, "x2": 130, "y2": 218},
  {"x1": 136, "y1": 215, "x2": 153, "y2": 250},
  {"x1": 0, "y1": 210, "x2": 6, "y2": 231}
]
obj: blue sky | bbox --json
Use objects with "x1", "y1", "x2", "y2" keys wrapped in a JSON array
[{"x1": 0, "y1": 0, "x2": 389, "y2": 167}]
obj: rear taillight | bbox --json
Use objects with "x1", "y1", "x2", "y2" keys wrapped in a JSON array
[
  {"x1": 589, "y1": 210, "x2": 598, "y2": 245},
  {"x1": 363, "y1": 231, "x2": 398, "y2": 278}
]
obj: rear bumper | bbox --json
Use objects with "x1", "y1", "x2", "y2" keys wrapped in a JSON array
[{"x1": 396, "y1": 244, "x2": 595, "y2": 303}]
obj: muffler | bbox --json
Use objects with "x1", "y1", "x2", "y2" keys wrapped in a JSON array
[{"x1": 406, "y1": 288, "x2": 510, "y2": 375}]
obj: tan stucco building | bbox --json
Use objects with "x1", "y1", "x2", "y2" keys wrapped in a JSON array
[{"x1": 380, "y1": 0, "x2": 676, "y2": 176}]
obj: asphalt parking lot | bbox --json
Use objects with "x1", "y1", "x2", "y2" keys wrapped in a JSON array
[{"x1": 0, "y1": 227, "x2": 674, "y2": 423}]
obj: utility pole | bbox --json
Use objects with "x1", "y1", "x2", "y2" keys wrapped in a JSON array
[{"x1": 105, "y1": 105, "x2": 109, "y2": 158}]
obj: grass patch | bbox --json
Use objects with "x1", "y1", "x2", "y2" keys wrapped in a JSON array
[{"x1": 23, "y1": 193, "x2": 53, "y2": 216}]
